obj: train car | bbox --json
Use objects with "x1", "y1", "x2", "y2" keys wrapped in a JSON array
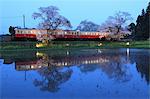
[
  {"x1": 15, "y1": 28, "x2": 48, "y2": 41},
  {"x1": 14, "y1": 28, "x2": 111, "y2": 41},
  {"x1": 48, "y1": 30, "x2": 109, "y2": 41}
]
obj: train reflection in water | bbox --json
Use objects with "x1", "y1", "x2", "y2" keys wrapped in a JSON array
[
  {"x1": 0, "y1": 48, "x2": 149, "y2": 99},
  {"x1": 1, "y1": 49, "x2": 149, "y2": 84},
  {"x1": 15, "y1": 51, "x2": 110, "y2": 71}
]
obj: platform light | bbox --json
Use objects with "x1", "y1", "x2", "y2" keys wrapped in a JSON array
[
  {"x1": 66, "y1": 44, "x2": 70, "y2": 46},
  {"x1": 36, "y1": 43, "x2": 44, "y2": 48},
  {"x1": 126, "y1": 42, "x2": 130, "y2": 46},
  {"x1": 36, "y1": 43, "x2": 47, "y2": 48},
  {"x1": 98, "y1": 43, "x2": 103, "y2": 46}
]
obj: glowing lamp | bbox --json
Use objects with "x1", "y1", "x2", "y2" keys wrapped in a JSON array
[
  {"x1": 36, "y1": 43, "x2": 46, "y2": 48},
  {"x1": 126, "y1": 42, "x2": 130, "y2": 46},
  {"x1": 66, "y1": 44, "x2": 70, "y2": 46},
  {"x1": 98, "y1": 43, "x2": 103, "y2": 46}
]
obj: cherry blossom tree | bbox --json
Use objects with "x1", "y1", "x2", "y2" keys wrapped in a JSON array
[
  {"x1": 76, "y1": 20, "x2": 99, "y2": 31},
  {"x1": 32, "y1": 6, "x2": 72, "y2": 30},
  {"x1": 98, "y1": 11, "x2": 132, "y2": 34}
]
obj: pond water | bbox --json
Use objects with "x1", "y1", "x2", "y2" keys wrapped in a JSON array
[{"x1": 0, "y1": 48, "x2": 149, "y2": 99}]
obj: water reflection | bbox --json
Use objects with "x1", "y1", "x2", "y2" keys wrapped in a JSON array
[
  {"x1": 34, "y1": 66, "x2": 72, "y2": 92},
  {"x1": 0, "y1": 48, "x2": 149, "y2": 98}
]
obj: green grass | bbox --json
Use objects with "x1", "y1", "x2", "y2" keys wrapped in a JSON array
[{"x1": 0, "y1": 40, "x2": 149, "y2": 51}]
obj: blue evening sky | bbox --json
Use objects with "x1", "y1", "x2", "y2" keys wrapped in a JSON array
[{"x1": 0, "y1": 0, "x2": 149, "y2": 34}]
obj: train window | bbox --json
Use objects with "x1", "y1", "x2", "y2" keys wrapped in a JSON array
[
  {"x1": 24, "y1": 31, "x2": 26, "y2": 34},
  {"x1": 78, "y1": 32, "x2": 80, "y2": 35},
  {"x1": 58, "y1": 32, "x2": 60, "y2": 35}
]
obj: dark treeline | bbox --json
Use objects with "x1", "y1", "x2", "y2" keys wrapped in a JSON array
[{"x1": 129, "y1": 2, "x2": 150, "y2": 40}]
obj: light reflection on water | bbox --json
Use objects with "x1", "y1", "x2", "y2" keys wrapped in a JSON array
[{"x1": 0, "y1": 48, "x2": 149, "y2": 99}]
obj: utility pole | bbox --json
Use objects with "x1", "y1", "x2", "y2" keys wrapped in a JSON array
[{"x1": 23, "y1": 15, "x2": 25, "y2": 28}]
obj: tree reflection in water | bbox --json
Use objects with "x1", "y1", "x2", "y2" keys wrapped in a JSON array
[
  {"x1": 129, "y1": 49, "x2": 150, "y2": 84},
  {"x1": 34, "y1": 65, "x2": 73, "y2": 92},
  {"x1": 3, "y1": 49, "x2": 148, "y2": 93},
  {"x1": 79, "y1": 54, "x2": 132, "y2": 83}
]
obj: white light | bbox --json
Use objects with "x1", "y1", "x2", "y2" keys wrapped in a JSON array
[
  {"x1": 85, "y1": 60, "x2": 88, "y2": 64},
  {"x1": 66, "y1": 51, "x2": 69, "y2": 55},
  {"x1": 126, "y1": 42, "x2": 130, "y2": 46},
  {"x1": 98, "y1": 49, "x2": 102, "y2": 53},
  {"x1": 65, "y1": 62, "x2": 68, "y2": 66},
  {"x1": 127, "y1": 48, "x2": 130, "y2": 57},
  {"x1": 98, "y1": 43, "x2": 103, "y2": 46},
  {"x1": 31, "y1": 65, "x2": 34, "y2": 69}
]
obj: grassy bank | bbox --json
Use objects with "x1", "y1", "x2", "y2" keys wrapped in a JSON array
[{"x1": 0, "y1": 40, "x2": 149, "y2": 51}]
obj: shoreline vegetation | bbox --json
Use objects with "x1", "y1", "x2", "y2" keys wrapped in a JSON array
[{"x1": 0, "y1": 40, "x2": 149, "y2": 51}]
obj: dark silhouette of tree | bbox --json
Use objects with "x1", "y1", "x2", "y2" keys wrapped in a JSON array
[
  {"x1": 128, "y1": 23, "x2": 136, "y2": 32},
  {"x1": 76, "y1": 20, "x2": 99, "y2": 31},
  {"x1": 132, "y1": 2, "x2": 150, "y2": 40},
  {"x1": 130, "y1": 49, "x2": 150, "y2": 84},
  {"x1": 145, "y1": 2, "x2": 150, "y2": 39},
  {"x1": 9, "y1": 26, "x2": 16, "y2": 40},
  {"x1": 128, "y1": 23, "x2": 136, "y2": 38},
  {"x1": 32, "y1": 6, "x2": 72, "y2": 30},
  {"x1": 9, "y1": 26, "x2": 15, "y2": 36}
]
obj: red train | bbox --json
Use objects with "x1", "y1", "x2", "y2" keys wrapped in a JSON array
[{"x1": 14, "y1": 28, "x2": 110, "y2": 41}]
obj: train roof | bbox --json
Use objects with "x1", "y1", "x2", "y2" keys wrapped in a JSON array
[{"x1": 15, "y1": 28, "x2": 47, "y2": 30}]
